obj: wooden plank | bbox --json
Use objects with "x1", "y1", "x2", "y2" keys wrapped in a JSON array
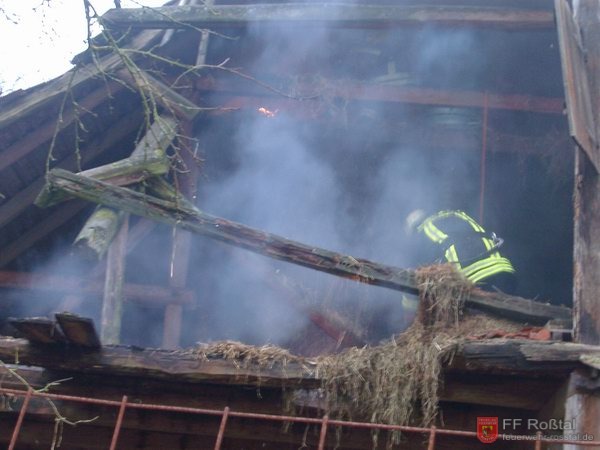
[
  {"x1": 103, "y1": 4, "x2": 555, "y2": 30},
  {"x1": 555, "y1": 0, "x2": 599, "y2": 171},
  {"x1": 0, "y1": 110, "x2": 142, "y2": 231},
  {"x1": 0, "y1": 271, "x2": 193, "y2": 305},
  {"x1": 46, "y1": 169, "x2": 573, "y2": 325},
  {"x1": 54, "y1": 312, "x2": 101, "y2": 349},
  {"x1": 7, "y1": 318, "x2": 66, "y2": 345}
]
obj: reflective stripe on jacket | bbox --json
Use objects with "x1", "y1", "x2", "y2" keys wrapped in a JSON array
[{"x1": 417, "y1": 210, "x2": 515, "y2": 283}]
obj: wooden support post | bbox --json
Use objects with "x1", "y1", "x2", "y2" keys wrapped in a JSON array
[
  {"x1": 101, "y1": 215, "x2": 129, "y2": 344},
  {"x1": 163, "y1": 122, "x2": 198, "y2": 348},
  {"x1": 565, "y1": 0, "x2": 600, "y2": 447}
]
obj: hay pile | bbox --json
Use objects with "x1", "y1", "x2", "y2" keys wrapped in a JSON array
[
  {"x1": 313, "y1": 264, "x2": 476, "y2": 445},
  {"x1": 180, "y1": 341, "x2": 302, "y2": 370},
  {"x1": 178, "y1": 265, "x2": 521, "y2": 447}
]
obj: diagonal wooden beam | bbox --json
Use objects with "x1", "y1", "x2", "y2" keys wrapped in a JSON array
[
  {"x1": 44, "y1": 169, "x2": 573, "y2": 325},
  {"x1": 102, "y1": 4, "x2": 555, "y2": 30}
]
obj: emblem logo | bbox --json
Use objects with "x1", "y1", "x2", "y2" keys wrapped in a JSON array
[{"x1": 477, "y1": 417, "x2": 499, "y2": 444}]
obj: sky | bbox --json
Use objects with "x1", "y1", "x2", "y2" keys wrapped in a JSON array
[{"x1": 0, "y1": 0, "x2": 164, "y2": 94}]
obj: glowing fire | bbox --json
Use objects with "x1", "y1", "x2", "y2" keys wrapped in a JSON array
[{"x1": 257, "y1": 107, "x2": 278, "y2": 118}]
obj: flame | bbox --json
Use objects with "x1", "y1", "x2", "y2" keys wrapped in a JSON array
[{"x1": 257, "y1": 107, "x2": 278, "y2": 118}]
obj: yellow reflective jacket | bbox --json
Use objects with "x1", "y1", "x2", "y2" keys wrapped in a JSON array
[{"x1": 417, "y1": 210, "x2": 515, "y2": 283}]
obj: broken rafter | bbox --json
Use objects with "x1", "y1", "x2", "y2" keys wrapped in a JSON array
[
  {"x1": 44, "y1": 169, "x2": 572, "y2": 325},
  {"x1": 74, "y1": 206, "x2": 125, "y2": 260},
  {"x1": 35, "y1": 115, "x2": 178, "y2": 208},
  {"x1": 102, "y1": 4, "x2": 554, "y2": 30}
]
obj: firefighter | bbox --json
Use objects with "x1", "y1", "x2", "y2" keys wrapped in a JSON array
[{"x1": 406, "y1": 209, "x2": 516, "y2": 294}]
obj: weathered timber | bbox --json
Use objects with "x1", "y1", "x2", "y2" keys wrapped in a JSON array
[
  {"x1": 458, "y1": 340, "x2": 600, "y2": 373},
  {"x1": 0, "y1": 337, "x2": 593, "y2": 383},
  {"x1": 0, "y1": 270, "x2": 193, "y2": 305},
  {"x1": 74, "y1": 206, "x2": 125, "y2": 260},
  {"x1": 118, "y1": 69, "x2": 202, "y2": 121},
  {"x1": 54, "y1": 312, "x2": 101, "y2": 348},
  {"x1": 46, "y1": 169, "x2": 573, "y2": 325},
  {"x1": 0, "y1": 336, "x2": 311, "y2": 387},
  {"x1": 567, "y1": 0, "x2": 600, "y2": 443},
  {"x1": 7, "y1": 318, "x2": 66, "y2": 345},
  {"x1": 101, "y1": 215, "x2": 129, "y2": 345},
  {"x1": 35, "y1": 115, "x2": 178, "y2": 208},
  {"x1": 103, "y1": 4, "x2": 554, "y2": 30}
]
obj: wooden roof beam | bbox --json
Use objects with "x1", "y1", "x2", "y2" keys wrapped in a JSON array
[
  {"x1": 102, "y1": 4, "x2": 555, "y2": 30},
  {"x1": 194, "y1": 76, "x2": 565, "y2": 114}
]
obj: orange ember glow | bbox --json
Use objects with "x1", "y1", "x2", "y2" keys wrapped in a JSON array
[{"x1": 257, "y1": 107, "x2": 278, "y2": 117}]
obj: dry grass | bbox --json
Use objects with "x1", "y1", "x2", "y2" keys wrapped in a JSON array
[
  {"x1": 312, "y1": 264, "x2": 478, "y2": 447},
  {"x1": 179, "y1": 340, "x2": 302, "y2": 370}
]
